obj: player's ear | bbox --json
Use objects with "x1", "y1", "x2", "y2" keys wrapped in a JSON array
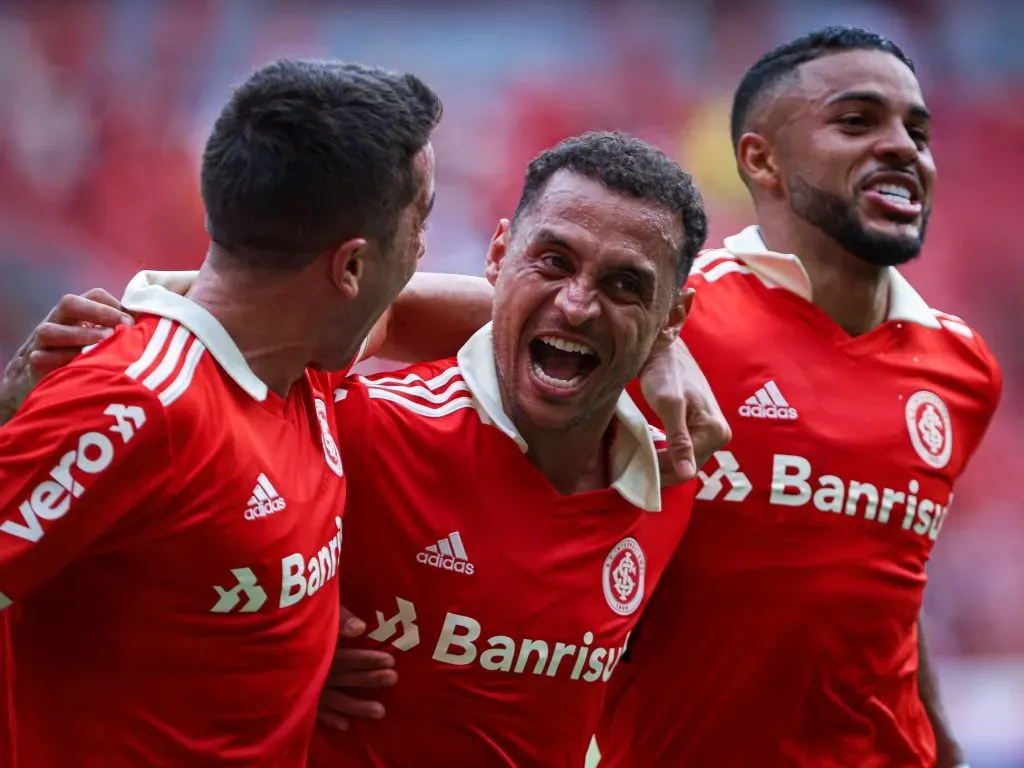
[
  {"x1": 662, "y1": 288, "x2": 694, "y2": 337},
  {"x1": 484, "y1": 219, "x2": 511, "y2": 287},
  {"x1": 737, "y1": 132, "x2": 781, "y2": 192},
  {"x1": 329, "y1": 237, "x2": 370, "y2": 299}
]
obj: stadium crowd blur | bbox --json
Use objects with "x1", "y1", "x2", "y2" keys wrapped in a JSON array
[{"x1": 0, "y1": 0, "x2": 1021, "y2": 762}]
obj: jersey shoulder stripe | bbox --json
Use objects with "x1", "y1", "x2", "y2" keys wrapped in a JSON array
[
  {"x1": 923, "y1": 307, "x2": 1001, "y2": 401},
  {"x1": 930, "y1": 308, "x2": 974, "y2": 339},
  {"x1": 122, "y1": 318, "x2": 207, "y2": 407},
  {"x1": 357, "y1": 362, "x2": 475, "y2": 420},
  {"x1": 688, "y1": 249, "x2": 753, "y2": 287},
  {"x1": 69, "y1": 317, "x2": 206, "y2": 412}
]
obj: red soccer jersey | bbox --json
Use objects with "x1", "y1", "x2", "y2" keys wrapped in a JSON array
[
  {"x1": 599, "y1": 226, "x2": 1002, "y2": 768},
  {"x1": 309, "y1": 325, "x2": 695, "y2": 767},
  {"x1": 0, "y1": 273, "x2": 351, "y2": 766}
]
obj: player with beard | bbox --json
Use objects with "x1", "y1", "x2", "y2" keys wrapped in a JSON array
[
  {"x1": 307, "y1": 131, "x2": 708, "y2": 766},
  {"x1": 595, "y1": 27, "x2": 1002, "y2": 768},
  {"x1": 0, "y1": 130, "x2": 728, "y2": 764}
]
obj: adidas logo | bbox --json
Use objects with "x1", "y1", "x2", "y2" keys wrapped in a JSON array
[
  {"x1": 244, "y1": 473, "x2": 287, "y2": 520},
  {"x1": 738, "y1": 380, "x2": 798, "y2": 421},
  {"x1": 417, "y1": 531, "x2": 475, "y2": 575}
]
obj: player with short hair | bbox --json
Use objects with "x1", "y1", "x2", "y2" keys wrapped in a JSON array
[
  {"x1": 309, "y1": 130, "x2": 709, "y2": 766},
  {"x1": 595, "y1": 27, "x2": 1002, "y2": 768},
  {"x1": 4, "y1": 83, "x2": 733, "y2": 768},
  {"x1": 0, "y1": 59, "x2": 449, "y2": 766}
]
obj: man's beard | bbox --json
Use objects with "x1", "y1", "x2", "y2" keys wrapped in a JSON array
[{"x1": 786, "y1": 174, "x2": 929, "y2": 267}]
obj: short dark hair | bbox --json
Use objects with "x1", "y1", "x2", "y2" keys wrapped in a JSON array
[
  {"x1": 730, "y1": 26, "x2": 915, "y2": 150},
  {"x1": 512, "y1": 131, "x2": 707, "y2": 286},
  {"x1": 201, "y1": 59, "x2": 443, "y2": 268}
]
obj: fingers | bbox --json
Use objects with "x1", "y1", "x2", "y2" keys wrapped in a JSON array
[
  {"x1": 47, "y1": 292, "x2": 132, "y2": 329},
  {"x1": 651, "y1": 395, "x2": 696, "y2": 483},
  {"x1": 27, "y1": 349, "x2": 83, "y2": 377},
  {"x1": 35, "y1": 322, "x2": 116, "y2": 351},
  {"x1": 666, "y1": 432, "x2": 697, "y2": 484},
  {"x1": 328, "y1": 647, "x2": 395, "y2": 678},
  {"x1": 326, "y1": 668, "x2": 398, "y2": 689},
  {"x1": 80, "y1": 287, "x2": 128, "y2": 313},
  {"x1": 339, "y1": 604, "x2": 367, "y2": 637},
  {"x1": 658, "y1": 449, "x2": 692, "y2": 488},
  {"x1": 318, "y1": 688, "x2": 386, "y2": 726},
  {"x1": 316, "y1": 710, "x2": 351, "y2": 732}
]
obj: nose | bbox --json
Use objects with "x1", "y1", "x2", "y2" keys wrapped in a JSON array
[
  {"x1": 553, "y1": 277, "x2": 600, "y2": 327},
  {"x1": 875, "y1": 120, "x2": 919, "y2": 166}
]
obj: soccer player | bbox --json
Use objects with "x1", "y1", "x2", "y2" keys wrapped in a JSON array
[
  {"x1": 18, "y1": 132, "x2": 717, "y2": 763},
  {"x1": 0, "y1": 59, "x2": 451, "y2": 766},
  {"x1": 595, "y1": 27, "x2": 1002, "y2": 768},
  {"x1": 307, "y1": 131, "x2": 709, "y2": 766}
]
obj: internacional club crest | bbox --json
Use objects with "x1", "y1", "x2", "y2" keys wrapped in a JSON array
[
  {"x1": 314, "y1": 398, "x2": 345, "y2": 477},
  {"x1": 905, "y1": 390, "x2": 953, "y2": 470},
  {"x1": 603, "y1": 537, "x2": 646, "y2": 616}
]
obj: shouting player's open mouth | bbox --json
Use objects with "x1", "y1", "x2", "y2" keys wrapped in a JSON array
[{"x1": 526, "y1": 334, "x2": 601, "y2": 398}]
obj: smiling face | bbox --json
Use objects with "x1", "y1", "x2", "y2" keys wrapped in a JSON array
[
  {"x1": 486, "y1": 170, "x2": 685, "y2": 432},
  {"x1": 759, "y1": 49, "x2": 935, "y2": 265}
]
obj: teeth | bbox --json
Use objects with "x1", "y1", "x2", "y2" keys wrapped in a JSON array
[
  {"x1": 873, "y1": 183, "x2": 912, "y2": 201},
  {"x1": 538, "y1": 336, "x2": 596, "y2": 356},
  {"x1": 531, "y1": 361, "x2": 583, "y2": 389}
]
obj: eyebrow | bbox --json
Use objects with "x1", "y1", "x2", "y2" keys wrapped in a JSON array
[
  {"x1": 534, "y1": 227, "x2": 574, "y2": 251},
  {"x1": 826, "y1": 90, "x2": 931, "y2": 121},
  {"x1": 534, "y1": 227, "x2": 659, "y2": 282}
]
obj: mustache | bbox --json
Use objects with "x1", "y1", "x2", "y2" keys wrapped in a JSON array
[{"x1": 857, "y1": 165, "x2": 921, "y2": 185}]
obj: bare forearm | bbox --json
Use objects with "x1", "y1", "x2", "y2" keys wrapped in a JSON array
[
  {"x1": 918, "y1": 620, "x2": 965, "y2": 767},
  {"x1": 375, "y1": 272, "x2": 493, "y2": 362}
]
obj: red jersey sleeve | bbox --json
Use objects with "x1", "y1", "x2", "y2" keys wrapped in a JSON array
[{"x1": 0, "y1": 365, "x2": 173, "y2": 608}]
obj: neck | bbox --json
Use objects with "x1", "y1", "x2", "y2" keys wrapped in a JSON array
[
  {"x1": 518, "y1": 412, "x2": 616, "y2": 496},
  {"x1": 758, "y1": 212, "x2": 890, "y2": 337},
  {"x1": 186, "y1": 248, "x2": 318, "y2": 398}
]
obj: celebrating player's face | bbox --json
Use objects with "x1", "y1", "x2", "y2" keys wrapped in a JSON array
[
  {"x1": 778, "y1": 50, "x2": 935, "y2": 266},
  {"x1": 487, "y1": 170, "x2": 683, "y2": 431}
]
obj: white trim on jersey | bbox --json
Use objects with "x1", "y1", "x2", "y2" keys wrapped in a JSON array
[
  {"x1": 716, "y1": 225, "x2": 942, "y2": 330},
  {"x1": 125, "y1": 319, "x2": 208, "y2": 407},
  {"x1": 367, "y1": 387, "x2": 475, "y2": 419},
  {"x1": 455, "y1": 324, "x2": 664, "y2": 513},
  {"x1": 362, "y1": 376, "x2": 470, "y2": 404},
  {"x1": 121, "y1": 271, "x2": 269, "y2": 401}
]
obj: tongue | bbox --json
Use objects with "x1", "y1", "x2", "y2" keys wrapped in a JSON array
[{"x1": 534, "y1": 345, "x2": 587, "y2": 381}]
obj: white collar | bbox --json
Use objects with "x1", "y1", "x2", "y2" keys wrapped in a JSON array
[
  {"x1": 121, "y1": 270, "x2": 270, "y2": 401},
  {"x1": 456, "y1": 324, "x2": 663, "y2": 512},
  {"x1": 721, "y1": 225, "x2": 940, "y2": 329}
]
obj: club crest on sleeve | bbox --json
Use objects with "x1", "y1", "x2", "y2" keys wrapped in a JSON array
[
  {"x1": 904, "y1": 390, "x2": 953, "y2": 470},
  {"x1": 603, "y1": 537, "x2": 646, "y2": 616},
  {"x1": 314, "y1": 397, "x2": 344, "y2": 477}
]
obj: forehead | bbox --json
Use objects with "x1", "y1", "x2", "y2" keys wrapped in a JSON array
[
  {"x1": 520, "y1": 171, "x2": 681, "y2": 260},
  {"x1": 790, "y1": 49, "x2": 926, "y2": 113}
]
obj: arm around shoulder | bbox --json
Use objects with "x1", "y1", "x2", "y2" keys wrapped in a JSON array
[
  {"x1": 0, "y1": 364, "x2": 174, "y2": 607},
  {"x1": 363, "y1": 272, "x2": 493, "y2": 363}
]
